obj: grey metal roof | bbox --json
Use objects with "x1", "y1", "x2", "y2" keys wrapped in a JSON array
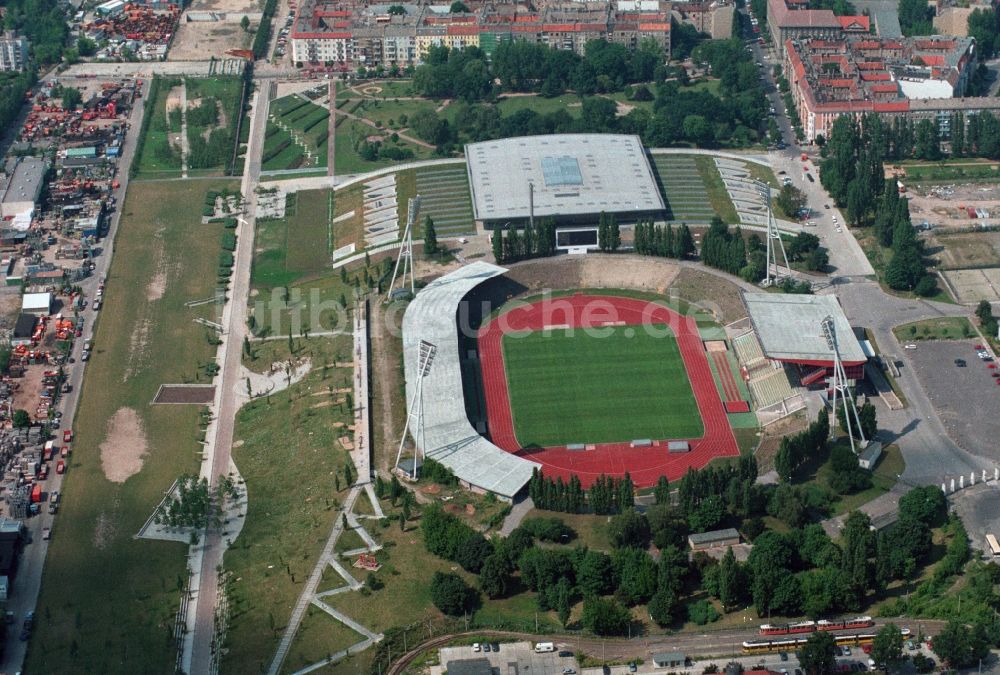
[
  {"x1": 465, "y1": 134, "x2": 665, "y2": 222},
  {"x1": 1, "y1": 157, "x2": 46, "y2": 206},
  {"x1": 743, "y1": 293, "x2": 867, "y2": 364},
  {"x1": 402, "y1": 261, "x2": 539, "y2": 499},
  {"x1": 688, "y1": 528, "x2": 740, "y2": 545}
]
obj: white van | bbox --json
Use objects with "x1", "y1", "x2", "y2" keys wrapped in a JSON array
[{"x1": 534, "y1": 642, "x2": 555, "y2": 653}]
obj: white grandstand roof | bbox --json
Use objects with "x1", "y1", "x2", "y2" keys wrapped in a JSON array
[
  {"x1": 743, "y1": 293, "x2": 867, "y2": 364},
  {"x1": 402, "y1": 261, "x2": 540, "y2": 499},
  {"x1": 465, "y1": 134, "x2": 665, "y2": 222}
]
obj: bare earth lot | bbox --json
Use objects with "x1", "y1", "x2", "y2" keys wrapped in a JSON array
[{"x1": 905, "y1": 339, "x2": 1000, "y2": 459}]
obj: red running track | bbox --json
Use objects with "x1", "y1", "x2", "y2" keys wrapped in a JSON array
[{"x1": 478, "y1": 294, "x2": 739, "y2": 488}]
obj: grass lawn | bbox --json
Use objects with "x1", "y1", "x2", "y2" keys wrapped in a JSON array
[
  {"x1": 25, "y1": 180, "x2": 237, "y2": 672},
  {"x1": 264, "y1": 96, "x2": 329, "y2": 171},
  {"x1": 496, "y1": 94, "x2": 583, "y2": 118},
  {"x1": 502, "y1": 326, "x2": 703, "y2": 447},
  {"x1": 281, "y1": 605, "x2": 365, "y2": 675},
  {"x1": 222, "y1": 335, "x2": 355, "y2": 675},
  {"x1": 354, "y1": 98, "x2": 439, "y2": 130},
  {"x1": 334, "y1": 118, "x2": 433, "y2": 175},
  {"x1": 252, "y1": 189, "x2": 333, "y2": 291},
  {"x1": 893, "y1": 317, "x2": 976, "y2": 342},
  {"x1": 521, "y1": 508, "x2": 613, "y2": 551},
  {"x1": 693, "y1": 154, "x2": 739, "y2": 224}
]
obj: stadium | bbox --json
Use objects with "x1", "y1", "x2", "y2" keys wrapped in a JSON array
[{"x1": 400, "y1": 260, "x2": 870, "y2": 501}]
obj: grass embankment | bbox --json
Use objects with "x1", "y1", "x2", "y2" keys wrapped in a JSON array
[
  {"x1": 893, "y1": 317, "x2": 975, "y2": 342},
  {"x1": 26, "y1": 180, "x2": 238, "y2": 672},
  {"x1": 222, "y1": 333, "x2": 356, "y2": 675},
  {"x1": 502, "y1": 327, "x2": 703, "y2": 447},
  {"x1": 263, "y1": 94, "x2": 330, "y2": 171}
]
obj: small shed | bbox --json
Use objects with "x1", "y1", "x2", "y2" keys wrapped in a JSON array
[
  {"x1": 653, "y1": 651, "x2": 687, "y2": 668},
  {"x1": 21, "y1": 292, "x2": 52, "y2": 316},
  {"x1": 12, "y1": 313, "x2": 36, "y2": 346},
  {"x1": 858, "y1": 441, "x2": 882, "y2": 471},
  {"x1": 688, "y1": 527, "x2": 740, "y2": 551}
]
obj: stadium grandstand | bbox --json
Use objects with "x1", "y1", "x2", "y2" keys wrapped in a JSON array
[
  {"x1": 401, "y1": 261, "x2": 539, "y2": 501},
  {"x1": 742, "y1": 293, "x2": 867, "y2": 389},
  {"x1": 465, "y1": 134, "x2": 666, "y2": 247}
]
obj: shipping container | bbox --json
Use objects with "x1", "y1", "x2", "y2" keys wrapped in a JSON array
[{"x1": 31, "y1": 484, "x2": 41, "y2": 503}]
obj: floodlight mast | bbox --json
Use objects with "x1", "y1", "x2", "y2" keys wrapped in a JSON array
[
  {"x1": 386, "y1": 195, "x2": 422, "y2": 301},
  {"x1": 822, "y1": 315, "x2": 866, "y2": 454},
  {"x1": 394, "y1": 340, "x2": 437, "y2": 479},
  {"x1": 755, "y1": 180, "x2": 790, "y2": 286}
]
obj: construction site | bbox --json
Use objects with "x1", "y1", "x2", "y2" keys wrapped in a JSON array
[{"x1": 79, "y1": 3, "x2": 181, "y2": 61}]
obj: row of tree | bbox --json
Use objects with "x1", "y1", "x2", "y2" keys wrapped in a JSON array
[
  {"x1": 774, "y1": 410, "x2": 830, "y2": 481},
  {"x1": 491, "y1": 218, "x2": 558, "y2": 264},
  {"x1": 596, "y1": 212, "x2": 621, "y2": 252},
  {"x1": 527, "y1": 470, "x2": 636, "y2": 516},
  {"x1": 633, "y1": 221, "x2": 696, "y2": 259}
]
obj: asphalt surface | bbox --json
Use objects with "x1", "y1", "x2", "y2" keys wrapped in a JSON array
[
  {"x1": 187, "y1": 76, "x2": 271, "y2": 674},
  {"x1": 2, "y1": 78, "x2": 149, "y2": 673}
]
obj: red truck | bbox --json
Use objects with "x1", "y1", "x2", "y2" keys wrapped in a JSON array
[
  {"x1": 56, "y1": 460, "x2": 65, "y2": 475},
  {"x1": 63, "y1": 430, "x2": 73, "y2": 443},
  {"x1": 61, "y1": 444, "x2": 70, "y2": 458},
  {"x1": 31, "y1": 484, "x2": 42, "y2": 504}
]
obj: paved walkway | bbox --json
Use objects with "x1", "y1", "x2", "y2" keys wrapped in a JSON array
[{"x1": 184, "y1": 80, "x2": 271, "y2": 675}]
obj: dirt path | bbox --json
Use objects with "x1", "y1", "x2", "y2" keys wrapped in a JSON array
[
  {"x1": 369, "y1": 300, "x2": 404, "y2": 474},
  {"x1": 100, "y1": 407, "x2": 149, "y2": 483}
]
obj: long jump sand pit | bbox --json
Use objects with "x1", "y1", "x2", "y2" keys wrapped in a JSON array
[{"x1": 100, "y1": 407, "x2": 150, "y2": 483}]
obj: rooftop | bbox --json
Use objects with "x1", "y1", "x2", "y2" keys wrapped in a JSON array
[
  {"x1": 1, "y1": 157, "x2": 46, "y2": 208},
  {"x1": 742, "y1": 293, "x2": 867, "y2": 365},
  {"x1": 402, "y1": 262, "x2": 539, "y2": 498},
  {"x1": 688, "y1": 527, "x2": 740, "y2": 544},
  {"x1": 465, "y1": 134, "x2": 665, "y2": 222},
  {"x1": 785, "y1": 35, "x2": 977, "y2": 112}
]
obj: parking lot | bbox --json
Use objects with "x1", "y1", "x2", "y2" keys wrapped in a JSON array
[
  {"x1": 904, "y1": 339, "x2": 1000, "y2": 458},
  {"x1": 439, "y1": 641, "x2": 578, "y2": 675}
]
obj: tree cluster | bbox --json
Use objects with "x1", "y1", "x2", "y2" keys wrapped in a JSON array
[
  {"x1": 822, "y1": 115, "x2": 936, "y2": 295},
  {"x1": 492, "y1": 218, "x2": 557, "y2": 264},
  {"x1": 633, "y1": 221, "x2": 696, "y2": 259},
  {"x1": 3, "y1": 0, "x2": 68, "y2": 64},
  {"x1": 976, "y1": 299, "x2": 998, "y2": 337},
  {"x1": 774, "y1": 409, "x2": 830, "y2": 481},
  {"x1": 899, "y1": 0, "x2": 934, "y2": 36},
  {"x1": 421, "y1": 504, "x2": 494, "y2": 573},
  {"x1": 968, "y1": 7, "x2": 1000, "y2": 59},
  {"x1": 701, "y1": 218, "x2": 750, "y2": 277},
  {"x1": 430, "y1": 571, "x2": 479, "y2": 616},
  {"x1": 786, "y1": 231, "x2": 828, "y2": 271}
]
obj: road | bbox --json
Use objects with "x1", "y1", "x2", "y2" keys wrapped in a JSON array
[
  {"x1": 186, "y1": 75, "x2": 271, "y2": 675},
  {"x1": 2, "y1": 78, "x2": 149, "y2": 673},
  {"x1": 742, "y1": 26, "x2": 875, "y2": 279}
]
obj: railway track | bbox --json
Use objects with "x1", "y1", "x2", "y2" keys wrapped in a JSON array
[{"x1": 385, "y1": 618, "x2": 947, "y2": 675}]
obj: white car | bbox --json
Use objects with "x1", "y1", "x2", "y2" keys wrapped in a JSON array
[
  {"x1": 904, "y1": 343, "x2": 917, "y2": 350},
  {"x1": 472, "y1": 643, "x2": 481, "y2": 652}
]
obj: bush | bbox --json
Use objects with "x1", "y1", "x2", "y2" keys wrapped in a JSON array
[
  {"x1": 430, "y1": 571, "x2": 478, "y2": 616},
  {"x1": 581, "y1": 596, "x2": 631, "y2": 636},
  {"x1": 221, "y1": 231, "x2": 237, "y2": 252},
  {"x1": 687, "y1": 599, "x2": 721, "y2": 625},
  {"x1": 521, "y1": 517, "x2": 575, "y2": 543}
]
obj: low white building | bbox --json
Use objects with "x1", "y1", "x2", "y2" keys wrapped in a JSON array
[{"x1": 22, "y1": 292, "x2": 53, "y2": 316}]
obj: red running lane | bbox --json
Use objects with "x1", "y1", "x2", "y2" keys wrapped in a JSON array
[
  {"x1": 478, "y1": 294, "x2": 739, "y2": 488},
  {"x1": 710, "y1": 351, "x2": 743, "y2": 403}
]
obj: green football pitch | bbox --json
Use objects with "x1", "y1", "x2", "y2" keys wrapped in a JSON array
[{"x1": 502, "y1": 326, "x2": 704, "y2": 447}]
